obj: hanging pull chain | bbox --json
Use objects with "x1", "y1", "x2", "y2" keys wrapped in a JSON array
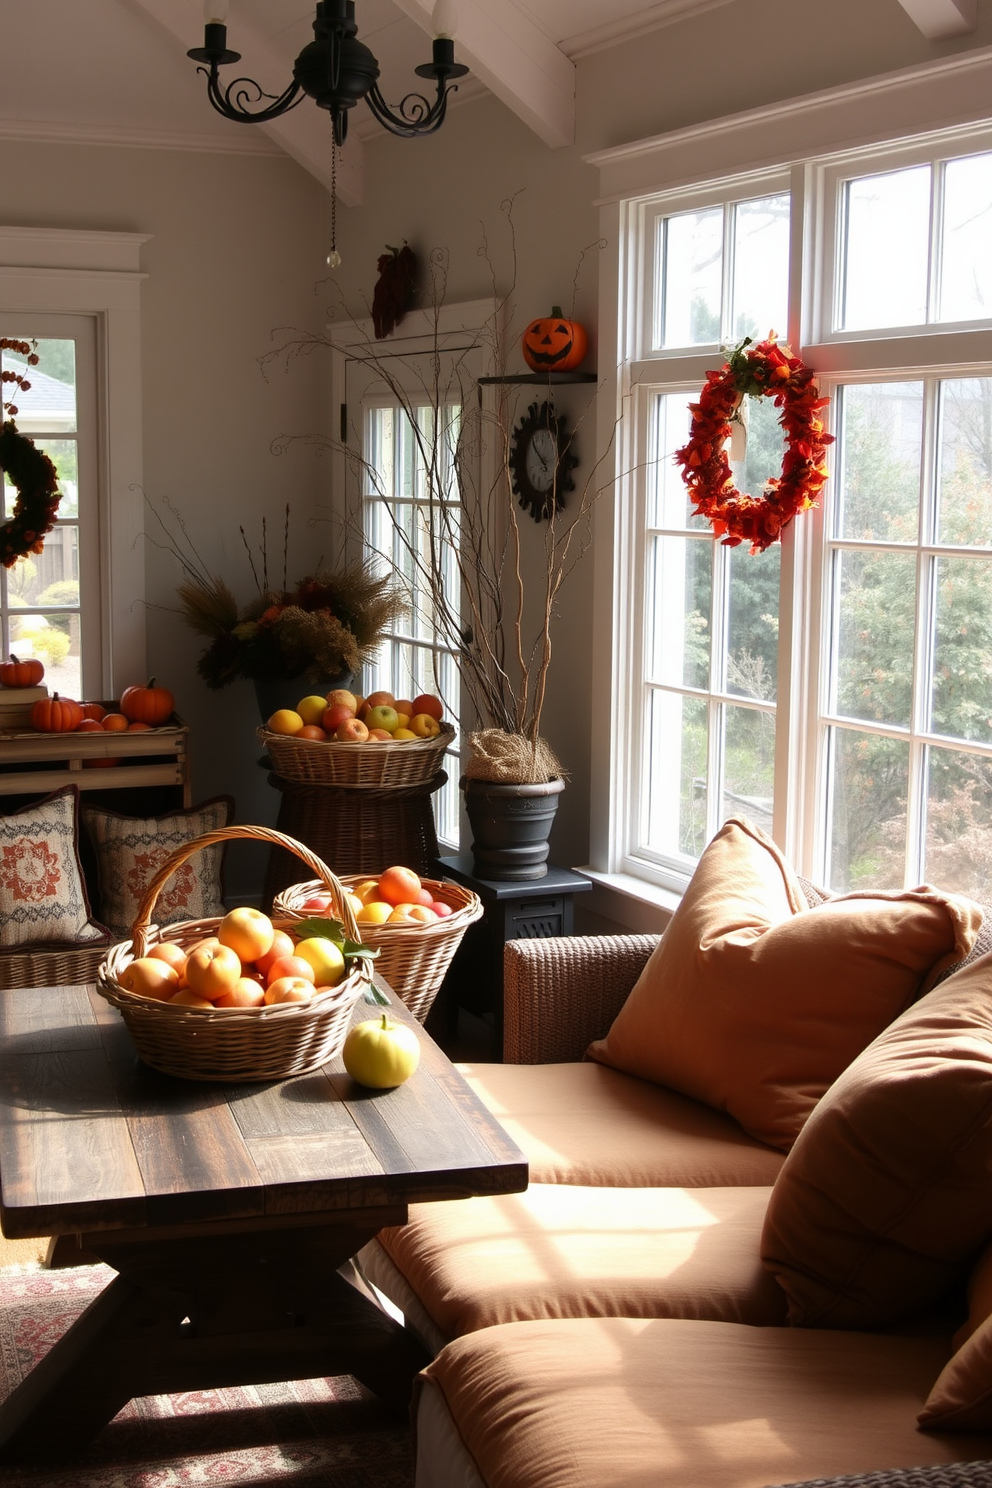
[{"x1": 326, "y1": 129, "x2": 341, "y2": 268}]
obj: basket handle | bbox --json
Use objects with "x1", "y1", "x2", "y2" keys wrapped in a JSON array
[{"x1": 129, "y1": 826, "x2": 361, "y2": 958}]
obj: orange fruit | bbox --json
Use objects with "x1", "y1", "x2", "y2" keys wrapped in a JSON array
[
  {"x1": 267, "y1": 708, "x2": 304, "y2": 736},
  {"x1": 377, "y1": 865, "x2": 422, "y2": 906},
  {"x1": 147, "y1": 941, "x2": 188, "y2": 984}
]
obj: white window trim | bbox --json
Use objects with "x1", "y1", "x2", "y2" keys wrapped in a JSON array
[
  {"x1": 585, "y1": 45, "x2": 992, "y2": 897},
  {"x1": 0, "y1": 227, "x2": 149, "y2": 697}
]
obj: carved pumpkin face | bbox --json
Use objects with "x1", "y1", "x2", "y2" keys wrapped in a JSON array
[{"x1": 521, "y1": 308, "x2": 588, "y2": 373}]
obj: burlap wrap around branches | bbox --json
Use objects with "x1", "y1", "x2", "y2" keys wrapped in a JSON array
[{"x1": 464, "y1": 729, "x2": 567, "y2": 785}]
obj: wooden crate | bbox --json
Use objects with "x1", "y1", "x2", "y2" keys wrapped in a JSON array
[{"x1": 0, "y1": 712, "x2": 190, "y2": 806}]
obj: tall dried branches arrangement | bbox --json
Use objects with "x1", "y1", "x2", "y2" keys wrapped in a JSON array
[{"x1": 264, "y1": 204, "x2": 617, "y2": 784}]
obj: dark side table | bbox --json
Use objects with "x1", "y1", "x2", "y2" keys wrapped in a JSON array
[{"x1": 431, "y1": 854, "x2": 592, "y2": 1057}]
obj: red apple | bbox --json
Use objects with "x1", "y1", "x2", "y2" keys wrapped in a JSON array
[
  {"x1": 254, "y1": 929, "x2": 296, "y2": 977},
  {"x1": 322, "y1": 702, "x2": 355, "y2": 733},
  {"x1": 336, "y1": 717, "x2": 369, "y2": 742},
  {"x1": 265, "y1": 954, "x2": 317, "y2": 988}
]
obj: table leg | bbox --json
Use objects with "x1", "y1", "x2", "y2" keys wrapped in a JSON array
[{"x1": 0, "y1": 1210, "x2": 431, "y2": 1462}]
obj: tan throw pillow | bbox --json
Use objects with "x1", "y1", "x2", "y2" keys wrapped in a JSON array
[
  {"x1": 586, "y1": 817, "x2": 980, "y2": 1150},
  {"x1": 81, "y1": 797, "x2": 233, "y2": 940},
  {"x1": 919, "y1": 1243, "x2": 992, "y2": 1430},
  {"x1": 761, "y1": 951, "x2": 992, "y2": 1331},
  {"x1": 0, "y1": 786, "x2": 107, "y2": 946}
]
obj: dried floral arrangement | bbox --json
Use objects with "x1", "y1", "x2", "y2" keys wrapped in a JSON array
[{"x1": 149, "y1": 501, "x2": 406, "y2": 689}]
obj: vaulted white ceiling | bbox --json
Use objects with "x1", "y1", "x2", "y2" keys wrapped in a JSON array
[{"x1": 0, "y1": 0, "x2": 979, "y2": 206}]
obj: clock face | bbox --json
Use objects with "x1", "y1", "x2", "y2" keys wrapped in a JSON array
[{"x1": 525, "y1": 427, "x2": 558, "y2": 492}]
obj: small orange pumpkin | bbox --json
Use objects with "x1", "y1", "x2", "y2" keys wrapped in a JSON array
[
  {"x1": 31, "y1": 693, "x2": 83, "y2": 733},
  {"x1": 120, "y1": 677, "x2": 174, "y2": 726},
  {"x1": 521, "y1": 306, "x2": 588, "y2": 373},
  {"x1": 0, "y1": 654, "x2": 45, "y2": 688},
  {"x1": 80, "y1": 702, "x2": 106, "y2": 722}
]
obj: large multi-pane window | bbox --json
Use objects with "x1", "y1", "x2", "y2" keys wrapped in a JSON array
[{"x1": 619, "y1": 131, "x2": 992, "y2": 898}]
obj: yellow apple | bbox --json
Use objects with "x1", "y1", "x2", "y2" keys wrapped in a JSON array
[
  {"x1": 342, "y1": 1014, "x2": 421, "y2": 1089},
  {"x1": 294, "y1": 936, "x2": 345, "y2": 986},
  {"x1": 408, "y1": 712, "x2": 442, "y2": 738},
  {"x1": 218, "y1": 906, "x2": 275, "y2": 963},
  {"x1": 391, "y1": 728, "x2": 417, "y2": 741},
  {"x1": 296, "y1": 694, "x2": 331, "y2": 725}
]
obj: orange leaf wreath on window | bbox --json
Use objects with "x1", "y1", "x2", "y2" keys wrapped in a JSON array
[{"x1": 674, "y1": 334, "x2": 833, "y2": 554}]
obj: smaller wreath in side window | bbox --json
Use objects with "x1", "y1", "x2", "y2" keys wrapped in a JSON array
[
  {"x1": 0, "y1": 339, "x2": 62, "y2": 569},
  {"x1": 509, "y1": 400, "x2": 579, "y2": 523},
  {"x1": 674, "y1": 334, "x2": 833, "y2": 554}
]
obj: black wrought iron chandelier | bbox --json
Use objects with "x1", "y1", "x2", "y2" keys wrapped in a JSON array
[{"x1": 188, "y1": 0, "x2": 469, "y2": 148}]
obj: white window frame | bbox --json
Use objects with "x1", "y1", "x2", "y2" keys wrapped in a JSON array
[
  {"x1": 0, "y1": 228, "x2": 149, "y2": 697},
  {"x1": 586, "y1": 45, "x2": 992, "y2": 907}
]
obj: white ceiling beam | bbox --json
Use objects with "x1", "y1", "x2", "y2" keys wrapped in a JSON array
[
  {"x1": 127, "y1": 0, "x2": 364, "y2": 204},
  {"x1": 391, "y1": 0, "x2": 574, "y2": 148},
  {"x1": 894, "y1": 0, "x2": 978, "y2": 39}
]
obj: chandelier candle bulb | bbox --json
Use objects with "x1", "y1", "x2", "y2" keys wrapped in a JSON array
[{"x1": 432, "y1": 0, "x2": 458, "y2": 39}]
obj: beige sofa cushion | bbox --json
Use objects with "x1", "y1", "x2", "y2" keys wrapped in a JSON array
[
  {"x1": 762, "y1": 951, "x2": 992, "y2": 1330},
  {"x1": 586, "y1": 817, "x2": 979, "y2": 1151},
  {"x1": 418, "y1": 1316, "x2": 984, "y2": 1488},
  {"x1": 378, "y1": 1184, "x2": 784, "y2": 1338},
  {"x1": 459, "y1": 1060, "x2": 785, "y2": 1188}
]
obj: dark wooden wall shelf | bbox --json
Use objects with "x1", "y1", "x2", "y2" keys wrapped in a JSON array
[{"x1": 478, "y1": 372, "x2": 598, "y2": 385}]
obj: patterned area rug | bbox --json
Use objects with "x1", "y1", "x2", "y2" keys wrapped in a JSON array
[{"x1": 0, "y1": 1265, "x2": 414, "y2": 1487}]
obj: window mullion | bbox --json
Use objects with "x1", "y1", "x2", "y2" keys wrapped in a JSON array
[{"x1": 906, "y1": 381, "x2": 940, "y2": 880}]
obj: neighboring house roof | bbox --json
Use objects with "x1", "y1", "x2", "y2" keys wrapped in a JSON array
[{"x1": 1, "y1": 358, "x2": 75, "y2": 429}]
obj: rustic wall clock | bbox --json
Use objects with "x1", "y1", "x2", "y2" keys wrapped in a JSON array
[{"x1": 509, "y1": 400, "x2": 579, "y2": 523}]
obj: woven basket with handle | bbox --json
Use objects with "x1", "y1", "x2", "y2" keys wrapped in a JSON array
[
  {"x1": 98, "y1": 826, "x2": 372, "y2": 1082},
  {"x1": 258, "y1": 723, "x2": 455, "y2": 788},
  {"x1": 273, "y1": 872, "x2": 482, "y2": 1023}
]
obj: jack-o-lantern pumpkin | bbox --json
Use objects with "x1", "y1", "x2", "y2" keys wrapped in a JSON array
[{"x1": 521, "y1": 307, "x2": 588, "y2": 373}]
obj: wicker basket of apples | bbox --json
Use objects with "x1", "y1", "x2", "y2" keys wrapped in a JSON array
[
  {"x1": 273, "y1": 865, "x2": 483, "y2": 1024},
  {"x1": 97, "y1": 826, "x2": 377, "y2": 1081},
  {"x1": 258, "y1": 686, "x2": 454, "y2": 789}
]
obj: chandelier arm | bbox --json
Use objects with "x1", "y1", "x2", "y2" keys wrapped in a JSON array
[
  {"x1": 363, "y1": 80, "x2": 454, "y2": 138},
  {"x1": 199, "y1": 66, "x2": 306, "y2": 125}
]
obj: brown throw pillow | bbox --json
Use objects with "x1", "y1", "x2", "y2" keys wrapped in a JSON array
[
  {"x1": 81, "y1": 797, "x2": 233, "y2": 940},
  {"x1": 0, "y1": 786, "x2": 107, "y2": 946},
  {"x1": 586, "y1": 817, "x2": 980, "y2": 1150},
  {"x1": 762, "y1": 951, "x2": 992, "y2": 1330}
]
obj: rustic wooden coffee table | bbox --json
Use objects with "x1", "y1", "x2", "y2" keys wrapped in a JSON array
[{"x1": 0, "y1": 980, "x2": 527, "y2": 1461}]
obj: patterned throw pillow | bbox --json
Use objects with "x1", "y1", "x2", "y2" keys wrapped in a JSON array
[
  {"x1": 0, "y1": 786, "x2": 107, "y2": 947},
  {"x1": 81, "y1": 797, "x2": 233, "y2": 940}
]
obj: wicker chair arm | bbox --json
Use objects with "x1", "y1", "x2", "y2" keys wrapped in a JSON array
[{"x1": 502, "y1": 933, "x2": 660, "y2": 1064}]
